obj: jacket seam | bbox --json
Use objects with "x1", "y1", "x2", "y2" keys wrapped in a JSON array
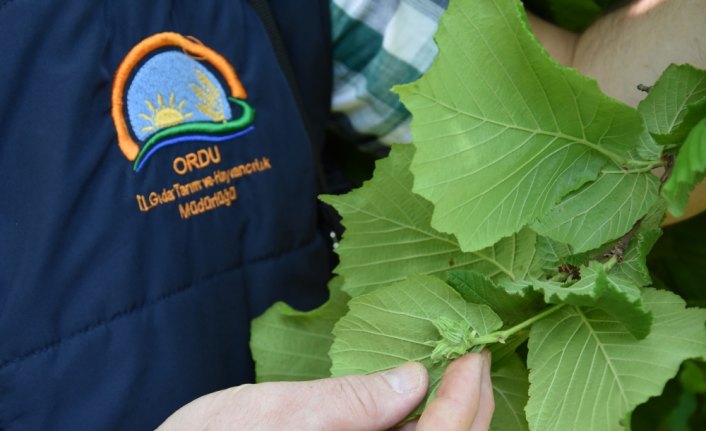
[{"x1": 0, "y1": 234, "x2": 320, "y2": 372}]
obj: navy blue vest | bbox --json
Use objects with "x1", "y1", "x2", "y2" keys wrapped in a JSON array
[{"x1": 0, "y1": 1, "x2": 333, "y2": 429}]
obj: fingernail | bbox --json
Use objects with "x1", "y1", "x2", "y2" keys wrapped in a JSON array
[{"x1": 383, "y1": 363, "x2": 424, "y2": 394}]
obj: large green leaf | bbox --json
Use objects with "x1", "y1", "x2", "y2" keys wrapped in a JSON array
[
  {"x1": 322, "y1": 144, "x2": 539, "y2": 297},
  {"x1": 638, "y1": 64, "x2": 706, "y2": 146},
  {"x1": 662, "y1": 118, "x2": 706, "y2": 216},
  {"x1": 526, "y1": 288, "x2": 706, "y2": 431},
  {"x1": 397, "y1": 0, "x2": 647, "y2": 253},
  {"x1": 250, "y1": 278, "x2": 349, "y2": 382},
  {"x1": 329, "y1": 275, "x2": 502, "y2": 414},
  {"x1": 532, "y1": 172, "x2": 659, "y2": 253},
  {"x1": 491, "y1": 354, "x2": 530, "y2": 431}
]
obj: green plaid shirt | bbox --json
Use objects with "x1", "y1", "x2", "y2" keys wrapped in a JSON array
[{"x1": 331, "y1": 0, "x2": 448, "y2": 152}]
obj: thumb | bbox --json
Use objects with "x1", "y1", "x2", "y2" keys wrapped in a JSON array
[
  {"x1": 301, "y1": 362, "x2": 429, "y2": 430},
  {"x1": 158, "y1": 362, "x2": 428, "y2": 431}
]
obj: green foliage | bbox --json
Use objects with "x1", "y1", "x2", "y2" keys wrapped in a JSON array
[
  {"x1": 649, "y1": 211, "x2": 706, "y2": 308},
  {"x1": 329, "y1": 275, "x2": 502, "y2": 414},
  {"x1": 250, "y1": 277, "x2": 349, "y2": 381},
  {"x1": 250, "y1": 0, "x2": 706, "y2": 429},
  {"x1": 631, "y1": 361, "x2": 706, "y2": 431},
  {"x1": 612, "y1": 227, "x2": 661, "y2": 287},
  {"x1": 637, "y1": 63, "x2": 706, "y2": 217},
  {"x1": 446, "y1": 270, "x2": 541, "y2": 328},
  {"x1": 445, "y1": 270, "x2": 543, "y2": 366},
  {"x1": 662, "y1": 118, "x2": 706, "y2": 216},
  {"x1": 502, "y1": 261, "x2": 653, "y2": 339},
  {"x1": 680, "y1": 360, "x2": 706, "y2": 395},
  {"x1": 526, "y1": 288, "x2": 706, "y2": 431},
  {"x1": 531, "y1": 172, "x2": 658, "y2": 252},
  {"x1": 396, "y1": 0, "x2": 655, "y2": 253},
  {"x1": 322, "y1": 144, "x2": 540, "y2": 297},
  {"x1": 638, "y1": 64, "x2": 706, "y2": 147},
  {"x1": 490, "y1": 355, "x2": 530, "y2": 431}
]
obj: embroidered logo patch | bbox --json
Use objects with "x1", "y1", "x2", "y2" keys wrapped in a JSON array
[{"x1": 111, "y1": 32, "x2": 255, "y2": 172}]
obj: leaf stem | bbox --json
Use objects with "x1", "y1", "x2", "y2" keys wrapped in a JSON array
[
  {"x1": 602, "y1": 163, "x2": 662, "y2": 174},
  {"x1": 580, "y1": 142, "x2": 630, "y2": 166},
  {"x1": 582, "y1": 144, "x2": 663, "y2": 171},
  {"x1": 624, "y1": 158, "x2": 662, "y2": 167},
  {"x1": 471, "y1": 303, "x2": 566, "y2": 345}
]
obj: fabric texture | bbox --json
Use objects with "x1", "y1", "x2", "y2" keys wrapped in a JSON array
[
  {"x1": 0, "y1": 1, "x2": 333, "y2": 429},
  {"x1": 330, "y1": 0, "x2": 448, "y2": 153},
  {"x1": 0, "y1": 0, "x2": 445, "y2": 428}
]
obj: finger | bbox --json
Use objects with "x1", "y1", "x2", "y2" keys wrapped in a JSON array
[
  {"x1": 470, "y1": 350, "x2": 495, "y2": 431},
  {"x1": 395, "y1": 419, "x2": 418, "y2": 431},
  {"x1": 300, "y1": 362, "x2": 429, "y2": 430},
  {"x1": 157, "y1": 385, "x2": 253, "y2": 430},
  {"x1": 415, "y1": 353, "x2": 485, "y2": 431}
]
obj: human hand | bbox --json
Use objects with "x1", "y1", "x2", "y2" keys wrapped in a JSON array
[
  {"x1": 399, "y1": 350, "x2": 494, "y2": 431},
  {"x1": 158, "y1": 351, "x2": 493, "y2": 431}
]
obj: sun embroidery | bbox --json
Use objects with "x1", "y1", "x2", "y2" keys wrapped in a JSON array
[{"x1": 140, "y1": 93, "x2": 193, "y2": 133}]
